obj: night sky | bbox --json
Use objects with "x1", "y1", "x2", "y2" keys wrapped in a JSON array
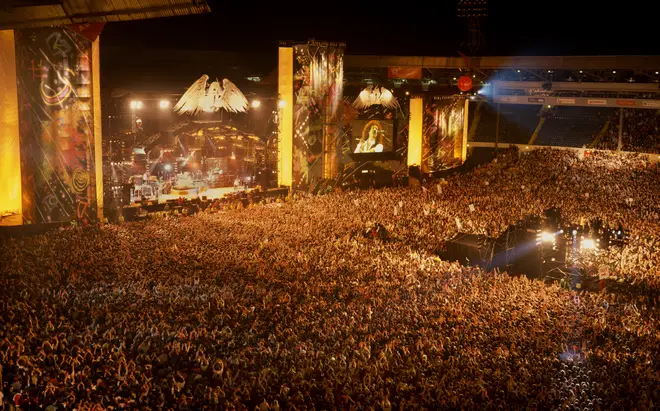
[
  {"x1": 99, "y1": 1, "x2": 660, "y2": 92},
  {"x1": 101, "y1": 0, "x2": 660, "y2": 57}
]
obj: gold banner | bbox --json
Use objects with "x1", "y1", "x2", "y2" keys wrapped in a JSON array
[
  {"x1": 407, "y1": 97, "x2": 423, "y2": 167},
  {"x1": 93, "y1": 36, "x2": 104, "y2": 219},
  {"x1": 0, "y1": 30, "x2": 22, "y2": 218},
  {"x1": 278, "y1": 47, "x2": 293, "y2": 187}
]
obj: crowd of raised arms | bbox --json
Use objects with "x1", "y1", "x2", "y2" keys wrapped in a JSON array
[{"x1": 2, "y1": 147, "x2": 660, "y2": 410}]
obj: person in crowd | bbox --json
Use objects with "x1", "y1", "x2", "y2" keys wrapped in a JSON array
[{"x1": 1, "y1": 147, "x2": 659, "y2": 410}]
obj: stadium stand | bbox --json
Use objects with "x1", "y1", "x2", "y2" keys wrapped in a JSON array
[
  {"x1": 535, "y1": 106, "x2": 613, "y2": 147},
  {"x1": 596, "y1": 109, "x2": 660, "y2": 153},
  {"x1": 472, "y1": 103, "x2": 540, "y2": 144},
  {"x1": 620, "y1": 109, "x2": 660, "y2": 153}
]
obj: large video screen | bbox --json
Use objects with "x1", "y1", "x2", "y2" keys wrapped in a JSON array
[{"x1": 352, "y1": 119, "x2": 395, "y2": 154}]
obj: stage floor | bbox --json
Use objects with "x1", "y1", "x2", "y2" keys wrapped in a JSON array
[{"x1": 156, "y1": 186, "x2": 243, "y2": 203}]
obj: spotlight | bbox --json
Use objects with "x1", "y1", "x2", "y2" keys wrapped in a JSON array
[
  {"x1": 130, "y1": 100, "x2": 137, "y2": 109},
  {"x1": 164, "y1": 164, "x2": 172, "y2": 171},
  {"x1": 159, "y1": 100, "x2": 170, "y2": 109},
  {"x1": 277, "y1": 99, "x2": 286, "y2": 109},
  {"x1": 581, "y1": 238, "x2": 596, "y2": 250},
  {"x1": 572, "y1": 230, "x2": 577, "y2": 236},
  {"x1": 405, "y1": 91, "x2": 410, "y2": 96},
  {"x1": 251, "y1": 99, "x2": 261, "y2": 109},
  {"x1": 540, "y1": 231, "x2": 555, "y2": 243}
]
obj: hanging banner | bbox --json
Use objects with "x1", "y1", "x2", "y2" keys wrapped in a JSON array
[
  {"x1": 14, "y1": 27, "x2": 97, "y2": 224},
  {"x1": 423, "y1": 97, "x2": 464, "y2": 172},
  {"x1": 291, "y1": 42, "x2": 345, "y2": 182},
  {"x1": 388, "y1": 67, "x2": 422, "y2": 80}
]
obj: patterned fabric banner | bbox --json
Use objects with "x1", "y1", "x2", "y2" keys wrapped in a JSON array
[{"x1": 15, "y1": 27, "x2": 97, "y2": 224}]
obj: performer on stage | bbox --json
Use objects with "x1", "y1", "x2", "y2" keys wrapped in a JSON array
[{"x1": 355, "y1": 124, "x2": 384, "y2": 153}]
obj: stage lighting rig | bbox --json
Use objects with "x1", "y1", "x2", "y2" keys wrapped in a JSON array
[
  {"x1": 581, "y1": 238, "x2": 597, "y2": 251},
  {"x1": 539, "y1": 231, "x2": 556, "y2": 244},
  {"x1": 456, "y1": 0, "x2": 488, "y2": 17},
  {"x1": 457, "y1": 0, "x2": 488, "y2": 54}
]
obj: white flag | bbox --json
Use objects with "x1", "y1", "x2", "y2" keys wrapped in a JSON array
[{"x1": 469, "y1": 204, "x2": 475, "y2": 212}]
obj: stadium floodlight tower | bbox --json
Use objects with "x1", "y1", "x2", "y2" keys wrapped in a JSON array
[{"x1": 456, "y1": 0, "x2": 488, "y2": 55}]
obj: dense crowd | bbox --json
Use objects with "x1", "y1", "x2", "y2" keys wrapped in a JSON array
[
  {"x1": 2, "y1": 147, "x2": 660, "y2": 410},
  {"x1": 595, "y1": 108, "x2": 660, "y2": 153}
]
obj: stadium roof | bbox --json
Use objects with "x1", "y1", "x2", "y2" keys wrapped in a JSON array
[
  {"x1": 345, "y1": 55, "x2": 660, "y2": 71},
  {"x1": 0, "y1": 0, "x2": 211, "y2": 29}
]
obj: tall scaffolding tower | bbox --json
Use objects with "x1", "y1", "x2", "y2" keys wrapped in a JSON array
[{"x1": 456, "y1": 0, "x2": 488, "y2": 55}]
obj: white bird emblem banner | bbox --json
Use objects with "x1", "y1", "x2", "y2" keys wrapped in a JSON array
[
  {"x1": 174, "y1": 75, "x2": 249, "y2": 115},
  {"x1": 353, "y1": 85, "x2": 400, "y2": 110}
]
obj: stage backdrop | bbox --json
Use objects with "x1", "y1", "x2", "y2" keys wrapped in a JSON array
[
  {"x1": 15, "y1": 27, "x2": 98, "y2": 224},
  {"x1": 338, "y1": 95, "x2": 409, "y2": 177},
  {"x1": 424, "y1": 96, "x2": 464, "y2": 172},
  {"x1": 292, "y1": 42, "x2": 344, "y2": 184}
]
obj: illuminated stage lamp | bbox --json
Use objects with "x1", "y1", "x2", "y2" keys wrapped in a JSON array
[
  {"x1": 277, "y1": 99, "x2": 286, "y2": 109},
  {"x1": 581, "y1": 238, "x2": 596, "y2": 250},
  {"x1": 164, "y1": 164, "x2": 172, "y2": 171},
  {"x1": 251, "y1": 99, "x2": 261, "y2": 109},
  {"x1": 130, "y1": 100, "x2": 137, "y2": 109},
  {"x1": 540, "y1": 231, "x2": 555, "y2": 243},
  {"x1": 159, "y1": 99, "x2": 170, "y2": 109}
]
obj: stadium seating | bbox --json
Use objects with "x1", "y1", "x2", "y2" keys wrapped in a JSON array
[
  {"x1": 471, "y1": 103, "x2": 541, "y2": 144},
  {"x1": 535, "y1": 107, "x2": 613, "y2": 147}
]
